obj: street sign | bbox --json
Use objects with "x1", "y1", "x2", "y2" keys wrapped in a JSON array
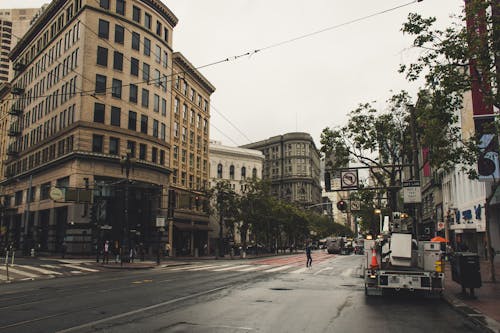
[
  {"x1": 403, "y1": 180, "x2": 421, "y2": 203},
  {"x1": 350, "y1": 200, "x2": 361, "y2": 211},
  {"x1": 156, "y1": 217, "x2": 166, "y2": 227},
  {"x1": 341, "y1": 169, "x2": 359, "y2": 189}
]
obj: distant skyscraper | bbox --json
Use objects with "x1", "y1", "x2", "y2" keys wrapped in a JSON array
[{"x1": 0, "y1": 7, "x2": 42, "y2": 83}]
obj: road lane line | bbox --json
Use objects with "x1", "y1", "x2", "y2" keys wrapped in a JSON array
[
  {"x1": 62, "y1": 264, "x2": 99, "y2": 272},
  {"x1": 55, "y1": 285, "x2": 232, "y2": 333},
  {"x1": 0, "y1": 266, "x2": 39, "y2": 278},
  {"x1": 41, "y1": 264, "x2": 60, "y2": 269},
  {"x1": 21, "y1": 265, "x2": 63, "y2": 275},
  {"x1": 264, "y1": 265, "x2": 294, "y2": 273}
]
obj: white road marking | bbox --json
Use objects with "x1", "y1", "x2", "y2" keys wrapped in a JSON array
[
  {"x1": 212, "y1": 265, "x2": 251, "y2": 272},
  {"x1": 314, "y1": 267, "x2": 333, "y2": 275},
  {"x1": 169, "y1": 264, "x2": 218, "y2": 271},
  {"x1": 21, "y1": 265, "x2": 63, "y2": 275},
  {"x1": 0, "y1": 266, "x2": 39, "y2": 278},
  {"x1": 290, "y1": 267, "x2": 308, "y2": 274},
  {"x1": 264, "y1": 265, "x2": 294, "y2": 273},
  {"x1": 41, "y1": 264, "x2": 60, "y2": 269},
  {"x1": 341, "y1": 268, "x2": 353, "y2": 277},
  {"x1": 236, "y1": 265, "x2": 271, "y2": 272},
  {"x1": 70, "y1": 271, "x2": 82, "y2": 274},
  {"x1": 62, "y1": 264, "x2": 99, "y2": 272},
  {"x1": 189, "y1": 264, "x2": 228, "y2": 271}
]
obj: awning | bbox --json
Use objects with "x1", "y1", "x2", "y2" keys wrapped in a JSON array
[{"x1": 174, "y1": 222, "x2": 213, "y2": 232}]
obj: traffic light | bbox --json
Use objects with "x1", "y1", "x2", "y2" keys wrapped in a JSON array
[
  {"x1": 337, "y1": 200, "x2": 347, "y2": 211},
  {"x1": 324, "y1": 172, "x2": 331, "y2": 192}
]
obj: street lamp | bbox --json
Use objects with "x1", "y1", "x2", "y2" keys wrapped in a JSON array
[
  {"x1": 374, "y1": 208, "x2": 382, "y2": 235},
  {"x1": 120, "y1": 149, "x2": 136, "y2": 266}
]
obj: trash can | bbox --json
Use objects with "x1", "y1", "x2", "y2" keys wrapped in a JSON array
[{"x1": 451, "y1": 252, "x2": 482, "y2": 288}]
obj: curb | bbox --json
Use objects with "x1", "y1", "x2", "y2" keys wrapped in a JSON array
[{"x1": 441, "y1": 293, "x2": 500, "y2": 333}]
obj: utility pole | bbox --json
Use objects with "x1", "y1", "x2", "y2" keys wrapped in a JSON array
[{"x1": 409, "y1": 104, "x2": 421, "y2": 241}]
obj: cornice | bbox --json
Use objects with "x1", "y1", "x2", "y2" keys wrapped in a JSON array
[{"x1": 173, "y1": 52, "x2": 216, "y2": 94}]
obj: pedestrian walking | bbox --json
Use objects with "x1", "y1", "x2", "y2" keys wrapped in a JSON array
[
  {"x1": 129, "y1": 246, "x2": 136, "y2": 263},
  {"x1": 103, "y1": 240, "x2": 110, "y2": 264},
  {"x1": 306, "y1": 243, "x2": 312, "y2": 268}
]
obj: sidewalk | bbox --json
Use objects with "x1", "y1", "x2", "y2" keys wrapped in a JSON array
[{"x1": 442, "y1": 258, "x2": 500, "y2": 333}]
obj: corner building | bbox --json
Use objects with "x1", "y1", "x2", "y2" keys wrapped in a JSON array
[
  {"x1": 0, "y1": 0, "x2": 211, "y2": 257},
  {"x1": 241, "y1": 132, "x2": 322, "y2": 208}
]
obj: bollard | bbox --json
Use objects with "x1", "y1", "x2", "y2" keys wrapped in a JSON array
[{"x1": 11, "y1": 251, "x2": 15, "y2": 266}]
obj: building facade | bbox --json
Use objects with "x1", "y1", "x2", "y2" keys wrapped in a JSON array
[
  {"x1": 0, "y1": 8, "x2": 42, "y2": 83},
  {"x1": 209, "y1": 141, "x2": 264, "y2": 253},
  {"x1": 241, "y1": 132, "x2": 322, "y2": 208},
  {"x1": 167, "y1": 52, "x2": 215, "y2": 257},
  {"x1": 0, "y1": 0, "x2": 214, "y2": 258}
]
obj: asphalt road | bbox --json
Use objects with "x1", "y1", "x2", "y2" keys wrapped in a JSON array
[{"x1": 0, "y1": 252, "x2": 479, "y2": 333}]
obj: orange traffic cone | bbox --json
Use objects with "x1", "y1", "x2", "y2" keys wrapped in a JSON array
[{"x1": 370, "y1": 247, "x2": 379, "y2": 269}]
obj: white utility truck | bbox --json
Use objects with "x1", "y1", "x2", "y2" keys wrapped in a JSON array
[{"x1": 363, "y1": 231, "x2": 444, "y2": 296}]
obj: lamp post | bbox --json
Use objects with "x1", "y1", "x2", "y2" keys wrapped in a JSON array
[
  {"x1": 374, "y1": 208, "x2": 382, "y2": 235},
  {"x1": 120, "y1": 149, "x2": 135, "y2": 266}
]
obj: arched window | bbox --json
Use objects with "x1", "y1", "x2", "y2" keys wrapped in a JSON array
[
  {"x1": 217, "y1": 163, "x2": 223, "y2": 178},
  {"x1": 252, "y1": 167, "x2": 257, "y2": 178},
  {"x1": 229, "y1": 165, "x2": 235, "y2": 180},
  {"x1": 241, "y1": 166, "x2": 246, "y2": 179}
]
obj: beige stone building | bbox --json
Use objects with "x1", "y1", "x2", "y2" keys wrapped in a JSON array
[
  {"x1": 241, "y1": 132, "x2": 322, "y2": 208},
  {"x1": 0, "y1": 0, "x2": 214, "y2": 257},
  {"x1": 208, "y1": 140, "x2": 264, "y2": 253},
  {"x1": 0, "y1": 8, "x2": 43, "y2": 83}
]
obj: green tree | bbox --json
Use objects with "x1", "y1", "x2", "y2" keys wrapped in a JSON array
[{"x1": 400, "y1": 1, "x2": 498, "y2": 281}]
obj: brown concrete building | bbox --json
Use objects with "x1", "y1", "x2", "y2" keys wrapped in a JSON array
[
  {"x1": 0, "y1": 8, "x2": 43, "y2": 83},
  {"x1": 0, "y1": 0, "x2": 214, "y2": 257}
]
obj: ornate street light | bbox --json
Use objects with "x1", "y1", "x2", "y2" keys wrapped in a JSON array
[{"x1": 120, "y1": 149, "x2": 136, "y2": 266}]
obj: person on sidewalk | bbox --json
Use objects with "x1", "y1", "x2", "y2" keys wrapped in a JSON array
[
  {"x1": 103, "y1": 240, "x2": 110, "y2": 264},
  {"x1": 306, "y1": 243, "x2": 312, "y2": 268}
]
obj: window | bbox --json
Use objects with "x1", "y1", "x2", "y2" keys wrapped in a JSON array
[
  {"x1": 217, "y1": 164, "x2": 223, "y2": 178},
  {"x1": 100, "y1": 0, "x2": 109, "y2": 9},
  {"x1": 162, "y1": 50, "x2": 168, "y2": 68},
  {"x1": 111, "y1": 106, "x2": 120, "y2": 126},
  {"x1": 132, "y1": 6, "x2": 141, "y2": 23},
  {"x1": 181, "y1": 150, "x2": 186, "y2": 162},
  {"x1": 127, "y1": 141, "x2": 136, "y2": 157},
  {"x1": 112, "y1": 78, "x2": 122, "y2": 98},
  {"x1": 252, "y1": 168, "x2": 257, "y2": 178},
  {"x1": 144, "y1": 12, "x2": 151, "y2": 29},
  {"x1": 144, "y1": 37, "x2": 151, "y2": 56},
  {"x1": 155, "y1": 45, "x2": 161, "y2": 63},
  {"x1": 174, "y1": 122, "x2": 179, "y2": 137},
  {"x1": 95, "y1": 74, "x2": 106, "y2": 94},
  {"x1": 132, "y1": 32, "x2": 140, "y2": 50},
  {"x1": 182, "y1": 127, "x2": 187, "y2": 142},
  {"x1": 142, "y1": 63, "x2": 150, "y2": 82},
  {"x1": 160, "y1": 150, "x2": 165, "y2": 165},
  {"x1": 130, "y1": 57, "x2": 139, "y2": 76},
  {"x1": 174, "y1": 98, "x2": 179, "y2": 114},
  {"x1": 96, "y1": 46, "x2": 107, "y2": 66},
  {"x1": 161, "y1": 123, "x2": 166, "y2": 140},
  {"x1": 129, "y1": 84, "x2": 137, "y2": 103},
  {"x1": 109, "y1": 137, "x2": 119, "y2": 155},
  {"x1": 153, "y1": 119, "x2": 158, "y2": 137},
  {"x1": 141, "y1": 88, "x2": 149, "y2": 107},
  {"x1": 92, "y1": 134, "x2": 103, "y2": 152},
  {"x1": 139, "y1": 144, "x2": 146, "y2": 160},
  {"x1": 173, "y1": 145, "x2": 178, "y2": 159},
  {"x1": 114, "y1": 25, "x2": 124, "y2": 43},
  {"x1": 113, "y1": 51, "x2": 123, "y2": 70},
  {"x1": 230, "y1": 165, "x2": 235, "y2": 180},
  {"x1": 164, "y1": 27, "x2": 169, "y2": 43},
  {"x1": 116, "y1": 0, "x2": 125, "y2": 15},
  {"x1": 41, "y1": 182, "x2": 51, "y2": 200},
  {"x1": 93, "y1": 103, "x2": 105, "y2": 123},
  {"x1": 153, "y1": 69, "x2": 160, "y2": 86},
  {"x1": 241, "y1": 167, "x2": 246, "y2": 179},
  {"x1": 128, "y1": 110, "x2": 137, "y2": 131},
  {"x1": 98, "y1": 19, "x2": 109, "y2": 39},
  {"x1": 154, "y1": 94, "x2": 159, "y2": 112},
  {"x1": 152, "y1": 147, "x2": 158, "y2": 163},
  {"x1": 140, "y1": 115, "x2": 148, "y2": 134}
]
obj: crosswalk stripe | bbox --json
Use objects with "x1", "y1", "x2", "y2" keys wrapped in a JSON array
[
  {"x1": 41, "y1": 264, "x2": 60, "y2": 269},
  {"x1": 314, "y1": 267, "x2": 333, "y2": 275},
  {"x1": 290, "y1": 267, "x2": 308, "y2": 274},
  {"x1": 20, "y1": 265, "x2": 63, "y2": 275},
  {"x1": 212, "y1": 264, "x2": 251, "y2": 272},
  {"x1": 189, "y1": 264, "x2": 227, "y2": 271},
  {"x1": 169, "y1": 264, "x2": 218, "y2": 271},
  {"x1": 264, "y1": 265, "x2": 294, "y2": 273},
  {"x1": 341, "y1": 268, "x2": 353, "y2": 277},
  {"x1": 237, "y1": 265, "x2": 271, "y2": 272},
  {"x1": 0, "y1": 265, "x2": 39, "y2": 278},
  {"x1": 62, "y1": 264, "x2": 99, "y2": 272}
]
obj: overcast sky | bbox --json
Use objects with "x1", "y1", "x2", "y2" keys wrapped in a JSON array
[{"x1": 3, "y1": 0, "x2": 464, "y2": 148}]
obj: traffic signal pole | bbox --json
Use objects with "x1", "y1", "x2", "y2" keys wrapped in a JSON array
[{"x1": 409, "y1": 104, "x2": 421, "y2": 240}]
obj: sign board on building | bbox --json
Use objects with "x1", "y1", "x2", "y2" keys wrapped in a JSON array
[
  {"x1": 49, "y1": 187, "x2": 64, "y2": 201},
  {"x1": 403, "y1": 180, "x2": 421, "y2": 203},
  {"x1": 156, "y1": 217, "x2": 166, "y2": 227},
  {"x1": 350, "y1": 200, "x2": 361, "y2": 211}
]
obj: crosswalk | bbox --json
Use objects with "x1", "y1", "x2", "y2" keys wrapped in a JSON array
[
  {"x1": 0, "y1": 263, "x2": 101, "y2": 282},
  {"x1": 160, "y1": 262, "x2": 326, "y2": 275}
]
